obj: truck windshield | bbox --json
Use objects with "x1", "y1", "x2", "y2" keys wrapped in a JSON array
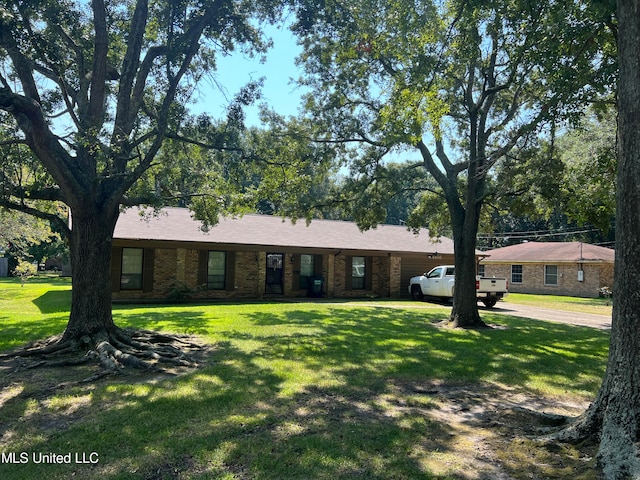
[{"x1": 428, "y1": 268, "x2": 443, "y2": 278}]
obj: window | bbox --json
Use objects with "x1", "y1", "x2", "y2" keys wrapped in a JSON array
[
  {"x1": 477, "y1": 264, "x2": 485, "y2": 277},
  {"x1": 545, "y1": 265, "x2": 558, "y2": 286},
  {"x1": 352, "y1": 256, "x2": 366, "y2": 290},
  {"x1": 299, "y1": 254, "x2": 314, "y2": 288},
  {"x1": 511, "y1": 265, "x2": 523, "y2": 284},
  {"x1": 427, "y1": 267, "x2": 443, "y2": 278},
  {"x1": 208, "y1": 251, "x2": 226, "y2": 290},
  {"x1": 121, "y1": 248, "x2": 143, "y2": 290}
]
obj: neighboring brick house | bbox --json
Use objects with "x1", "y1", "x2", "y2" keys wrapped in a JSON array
[
  {"x1": 110, "y1": 207, "x2": 460, "y2": 301},
  {"x1": 480, "y1": 241, "x2": 614, "y2": 298}
]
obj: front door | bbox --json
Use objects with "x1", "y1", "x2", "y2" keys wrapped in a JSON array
[{"x1": 265, "y1": 253, "x2": 284, "y2": 294}]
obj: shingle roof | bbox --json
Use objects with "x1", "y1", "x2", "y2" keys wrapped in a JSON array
[
  {"x1": 113, "y1": 207, "x2": 454, "y2": 255},
  {"x1": 481, "y1": 241, "x2": 614, "y2": 263}
]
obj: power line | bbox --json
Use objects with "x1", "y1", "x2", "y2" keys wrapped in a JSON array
[
  {"x1": 595, "y1": 241, "x2": 616, "y2": 248},
  {"x1": 477, "y1": 227, "x2": 602, "y2": 240}
]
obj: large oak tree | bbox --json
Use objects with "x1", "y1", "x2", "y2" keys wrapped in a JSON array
[
  {"x1": 0, "y1": 0, "x2": 284, "y2": 370},
  {"x1": 292, "y1": 0, "x2": 615, "y2": 327}
]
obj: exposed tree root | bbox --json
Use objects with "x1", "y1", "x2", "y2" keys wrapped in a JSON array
[
  {"x1": 1, "y1": 327, "x2": 206, "y2": 383},
  {"x1": 541, "y1": 402, "x2": 640, "y2": 480},
  {"x1": 437, "y1": 318, "x2": 492, "y2": 330},
  {"x1": 540, "y1": 412, "x2": 598, "y2": 444}
]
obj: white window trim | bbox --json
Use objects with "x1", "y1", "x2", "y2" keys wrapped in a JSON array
[
  {"x1": 544, "y1": 264, "x2": 559, "y2": 286},
  {"x1": 511, "y1": 265, "x2": 523, "y2": 284}
]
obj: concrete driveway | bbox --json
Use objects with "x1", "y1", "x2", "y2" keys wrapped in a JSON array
[{"x1": 490, "y1": 302, "x2": 612, "y2": 330}]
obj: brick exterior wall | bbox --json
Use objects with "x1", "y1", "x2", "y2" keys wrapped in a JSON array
[
  {"x1": 483, "y1": 262, "x2": 613, "y2": 298},
  {"x1": 113, "y1": 248, "x2": 264, "y2": 301},
  {"x1": 190, "y1": 250, "x2": 262, "y2": 299},
  {"x1": 389, "y1": 254, "x2": 402, "y2": 298},
  {"x1": 155, "y1": 248, "x2": 178, "y2": 293},
  {"x1": 114, "y1": 245, "x2": 611, "y2": 301},
  {"x1": 112, "y1": 246, "x2": 403, "y2": 301},
  {"x1": 333, "y1": 254, "x2": 346, "y2": 296},
  {"x1": 599, "y1": 263, "x2": 614, "y2": 290}
]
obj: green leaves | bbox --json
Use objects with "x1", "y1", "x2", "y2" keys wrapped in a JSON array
[
  {"x1": 290, "y1": 0, "x2": 616, "y2": 324},
  {"x1": 558, "y1": 108, "x2": 616, "y2": 232},
  {"x1": 292, "y1": 0, "x2": 616, "y2": 222},
  {"x1": 485, "y1": 105, "x2": 616, "y2": 243},
  {"x1": 0, "y1": 0, "x2": 290, "y2": 226}
]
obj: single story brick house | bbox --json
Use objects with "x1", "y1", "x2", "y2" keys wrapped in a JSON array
[
  {"x1": 110, "y1": 207, "x2": 459, "y2": 301},
  {"x1": 479, "y1": 241, "x2": 615, "y2": 298}
]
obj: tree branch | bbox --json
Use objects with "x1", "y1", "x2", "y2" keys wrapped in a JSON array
[
  {"x1": 0, "y1": 183, "x2": 66, "y2": 204},
  {"x1": 0, "y1": 88, "x2": 87, "y2": 200},
  {"x1": 416, "y1": 139, "x2": 448, "y2": 187},
  {"x1": 114, "y1": 0, "x2": 150, "y2": 148},
  {"x1": 0, "y1": 16, "x2": 40, "y2": 103},
  {"x1": 0, "y1": 199, "x2": 70, "y2": 238},
  {"x1": 89, "y1": 0, "x2": 109, "y2": 128}
]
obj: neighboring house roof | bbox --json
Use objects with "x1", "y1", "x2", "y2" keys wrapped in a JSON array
[
  {"x1": 113, "y1": 207, "x2": 455, "y2": 255},
  {"x1": 481, "y1": 241, "x2": 615, "y2": 264}
]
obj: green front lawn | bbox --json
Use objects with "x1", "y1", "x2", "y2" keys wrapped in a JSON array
[
  {"x1": 505, "y1": 292, "x2": 613, "y2": 316},
  {"x1": 0, "y1": 277, "x2": 609, "y2": 479}
]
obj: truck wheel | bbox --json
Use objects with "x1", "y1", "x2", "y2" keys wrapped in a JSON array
[
  {"x1": 411, "y1": 285, "x2": 424, "y2": 301},
  {"x1": 482, "y1": 298, "x2": 497, "y2": 308}
]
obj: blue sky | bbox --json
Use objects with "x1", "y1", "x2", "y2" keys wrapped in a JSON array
[
  {"x1": 191, "y1": 24, "x2": 307, "y2": 127},
  {"x1": 188, "y1": 23, "x2": 422, "y2": 168}
]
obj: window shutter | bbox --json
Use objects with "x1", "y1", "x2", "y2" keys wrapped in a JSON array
[
  {"x1": 198, "y1": 250, "x2": 208, "y2": 287},
  {"x1": 345, "y1": 256, "x2": 353, "y2": 289},
  {"x1": 365, "y1": 256, "x2": 373, "y2": 290},
  {"x1": 292, "y1": 254, "x2": 301, "y2": 290},
  {"x1": 314, "y1": 254, "x2": 323, "y2": 277},
  {"x1": 111, "y1": 247, "x2": 122, "y2": 292},
  {"x1": 225, "y1": 251, "x2": 236, "y2": 292}
]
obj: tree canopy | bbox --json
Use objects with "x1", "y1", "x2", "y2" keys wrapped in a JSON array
[
  {"x1": 291, "y1": 0, "x2": 616, "y2": 326},
  {"x1": 0, "y1": 0, "x2": 283, "y2": 219},
  {"x1": 483, "y1": 106, "x2": 616, "y2": 249},
  {"x1": 0, "y1": 208, "x2": 58, "y2": 258},
  {"x1": 557, "y1": 107, "x2": 616, "y2": 232}
]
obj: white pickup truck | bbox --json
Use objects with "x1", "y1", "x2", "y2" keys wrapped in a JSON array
[{"x1": 408, "y1": 265, "x2": 508, "y2": 308}]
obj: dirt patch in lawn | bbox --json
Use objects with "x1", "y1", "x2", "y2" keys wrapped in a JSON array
[
  {"x1": 391, "y1": 380, "x2": 599, "y2": 479},
  {"x1": 0, "y1": 348, "x2": 599, "y2": 479}
]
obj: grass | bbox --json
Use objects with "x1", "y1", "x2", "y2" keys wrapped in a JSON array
[
  {"x1": 505, "y1": 292, "x2": 613, "y2": 316},
  {"x1": 0, "y1": 277, "x2": 610, "y2": 479},
  {"x1": 0, "y1": 276, "x2": 71, "y2": 351}
]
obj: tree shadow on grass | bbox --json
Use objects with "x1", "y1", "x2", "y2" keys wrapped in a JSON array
[
  {"x1": 32, "y1": 290, "x2": 72, "y2": 314},
  {"x1": 0, "y1": 338, "x2": 462, "y2": 480},
  {"x1": 0, "y1": 302, "x2": 609, "y2": 479},
  {"x1": 241, "y1": 306, "x2": 608, "y2": 395}
]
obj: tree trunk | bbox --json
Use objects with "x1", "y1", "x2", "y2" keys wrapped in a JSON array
[
  {"x1": 551, "y1": 3, "x2": 640, "y2": 477},
  {"x1": 416, "y1": 136, "x2": 486, "y2": 328},
  {"x1": 18, "y1": 200, "x2": 201, "y2": 374},
  {"x1": 448, "y1": 196, "x2": 485, "y2": 328},
  {"x1": 61, "y1": 205, "x2": 120, "y2": 344},
  {"x1": 593, "y1": 0, "x2": 640, "y2": 474}
]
